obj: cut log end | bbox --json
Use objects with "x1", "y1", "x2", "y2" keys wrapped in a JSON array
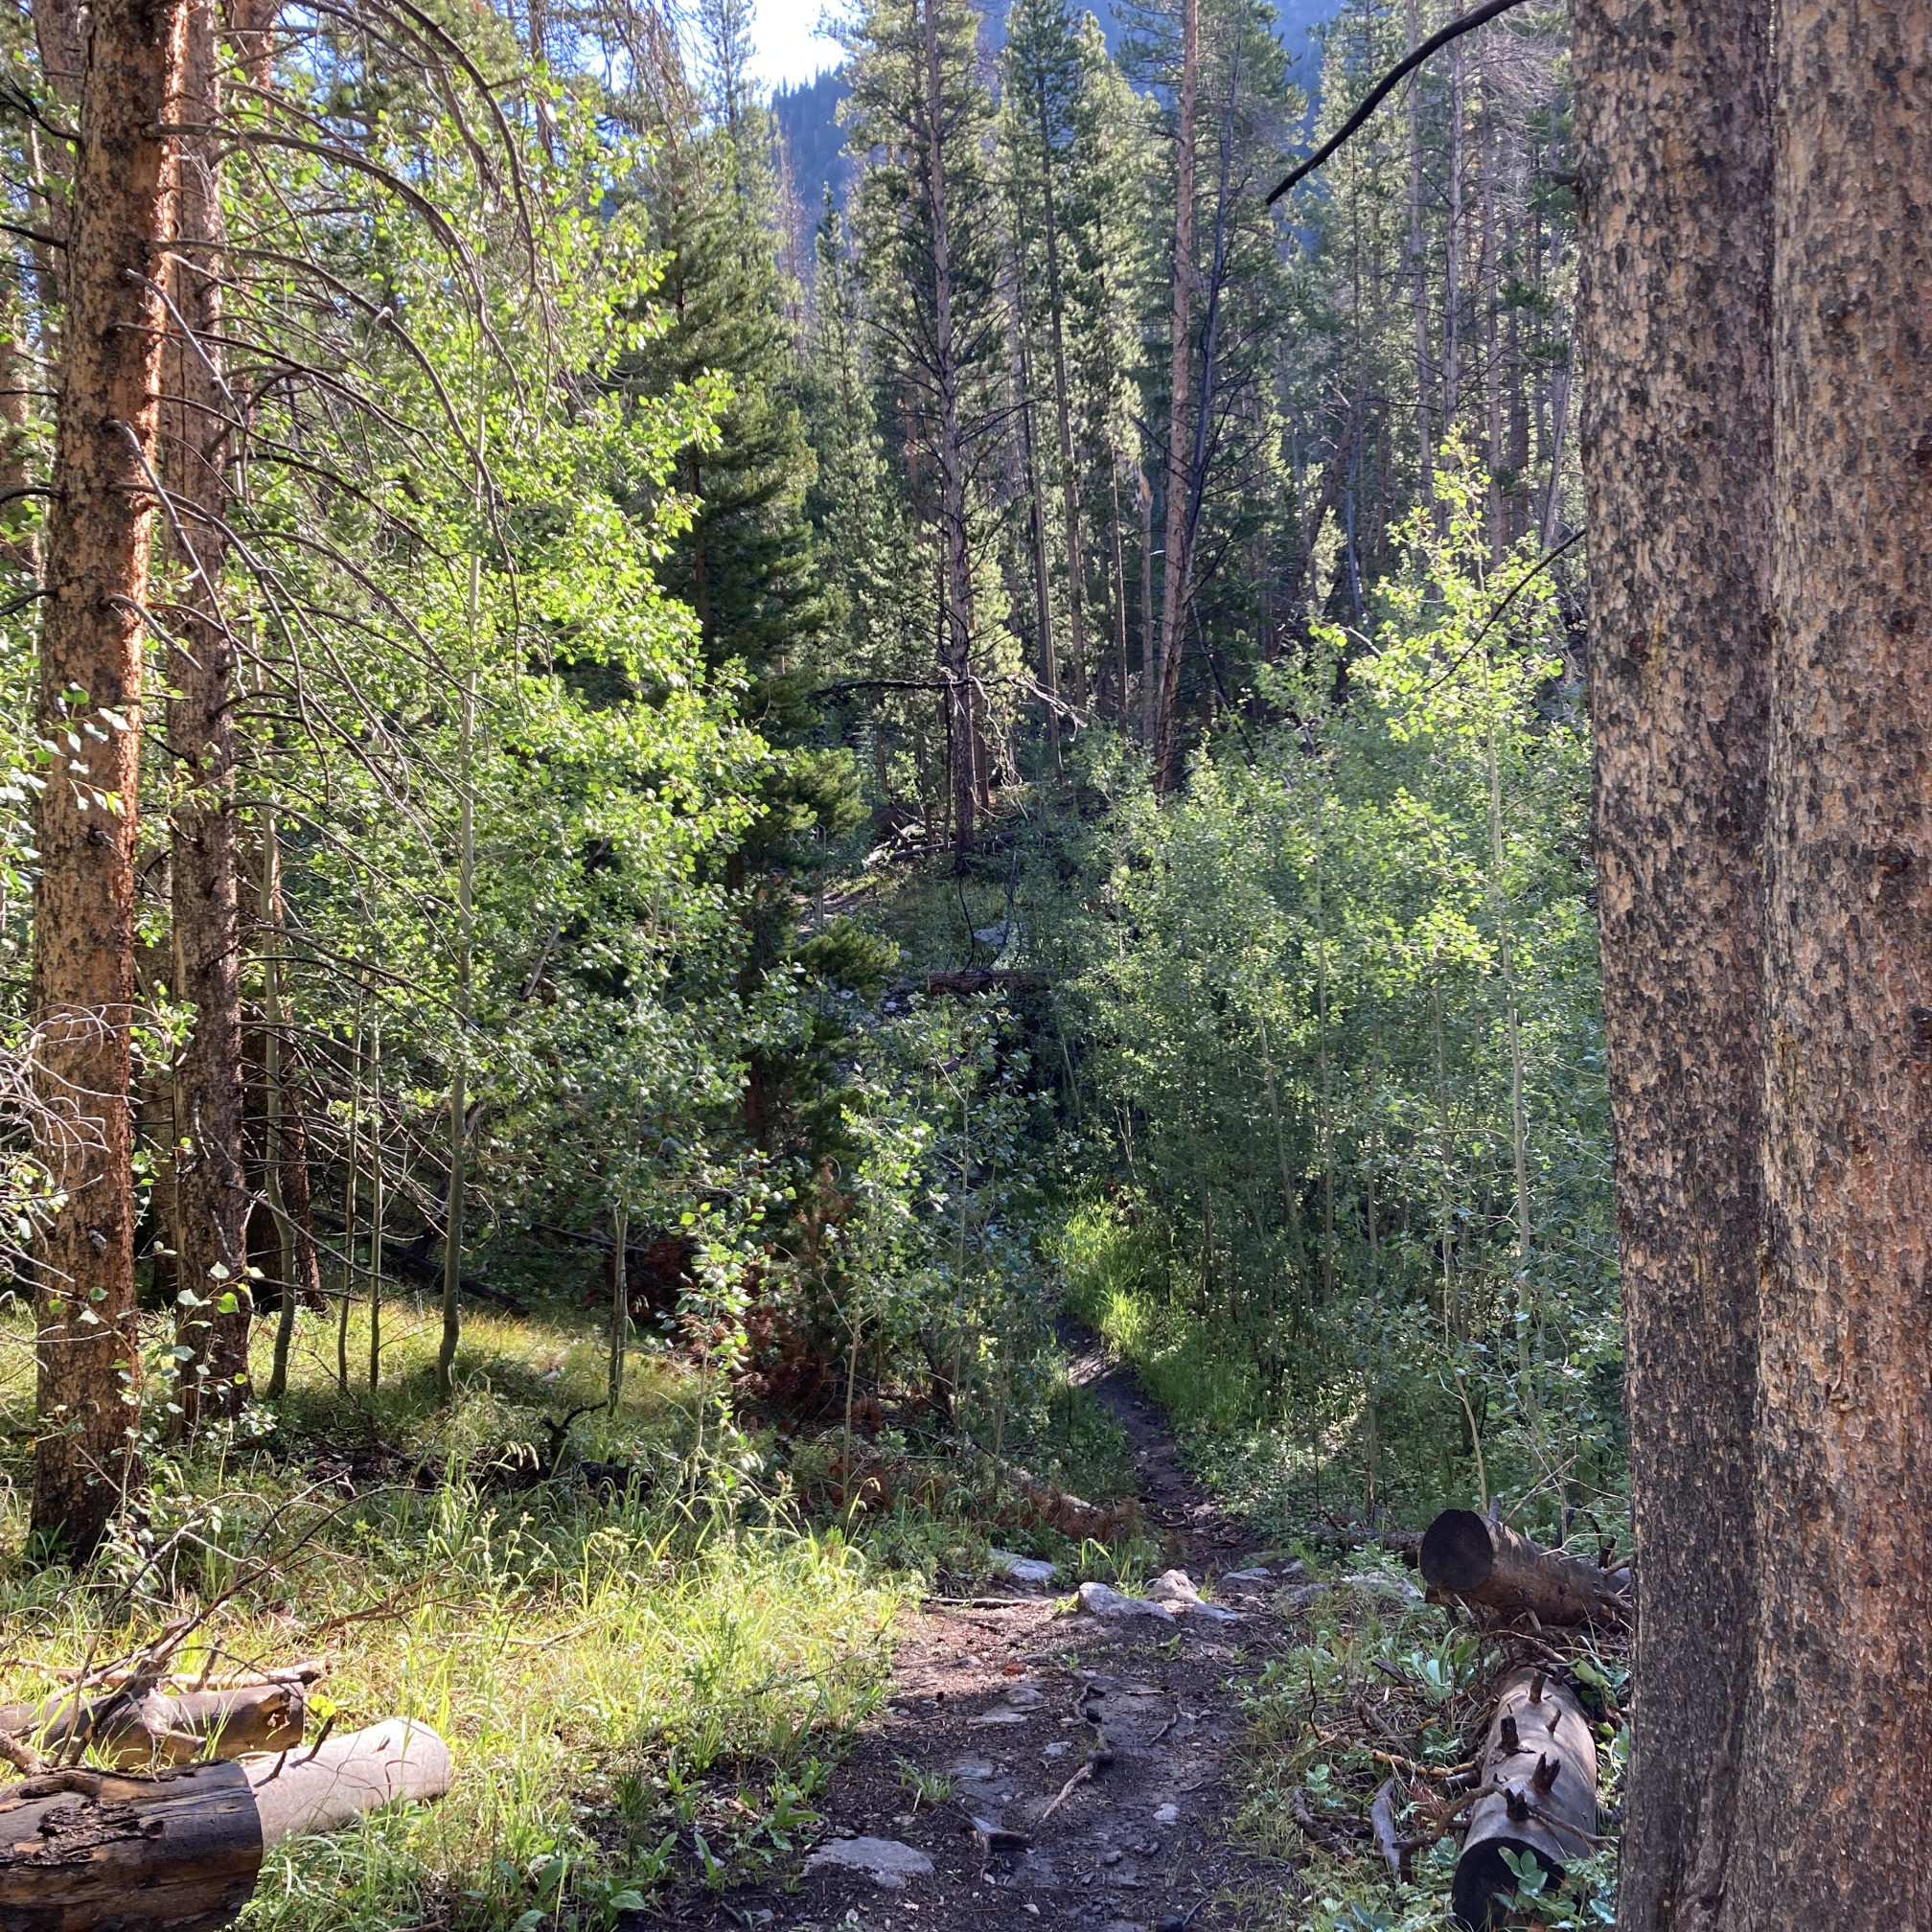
[
  {"x1": 0, "y1": 1718, "x2": 450, "y2": 1932},
  {"x1": 1421, "y1": 1507, "x2": 1498, "y2": 1595},
  {"x1": 1419, "y1": 1507, "x2": 1629, "y2": 1626}
]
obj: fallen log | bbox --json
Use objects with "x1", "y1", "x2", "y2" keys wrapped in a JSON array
[
  {"x1": 1419, "y1": 1508, "x2": 1629, "y2": 1625},
  {"x1": 244, "y1": 1717, "x2": 449, "y2": 1844},
  {"x1": 0, "y1": 1718, "x2": 450, "y2": 1932},
  {"x1": 1452, "y1": 1668, "x2": 1600, "y2": 1930},
  {"x1": 924, "y1": 969, "x2": 1048, "y2": 997},
  {"x1": 0, "y1": 1682, "x2": 305, "y2": 1770}
]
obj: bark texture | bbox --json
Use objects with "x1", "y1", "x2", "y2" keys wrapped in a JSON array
[
  {"x1": 1720, "y1": 6, "x2": 1932, "y2": 1924},
  {"x1": 0, "y1": 1760, "x2": 262, "y2": 1931},
  {"x1": 1571, "y1": 2, "x2": 1772, "y2": 1925},
  {"x1": 167, "y1": 0, "x2": 252, "y2": 1427},
  {"x1": 31, "y1": 0, "x2": 189, "y2": 1556}
]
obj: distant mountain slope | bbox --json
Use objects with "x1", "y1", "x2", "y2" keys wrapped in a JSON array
[{"x1": 771, "y1": 67, "x2": 851, "y2": 220}]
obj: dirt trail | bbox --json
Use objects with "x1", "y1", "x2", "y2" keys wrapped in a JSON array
[{"x1": 642, "y1": 1326, "x2": 1307, "y2": 1932}]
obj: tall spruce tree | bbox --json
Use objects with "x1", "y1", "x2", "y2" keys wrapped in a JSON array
[
  {"x1": 843, "y1": 0, "x2": 1004, "y2": 861},
  {"x1": 611, "y1": 15, "x2": 829, "y2": 726}
]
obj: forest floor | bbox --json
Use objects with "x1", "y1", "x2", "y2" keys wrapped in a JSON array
[{"x1": 634, "y1": 1325, "x2": 1311, "y2": 1932}]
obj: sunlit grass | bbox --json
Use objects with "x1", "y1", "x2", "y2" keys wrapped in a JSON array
[{"x1": 0, "y1": 1296, "x2": 908, "y2": 1930}]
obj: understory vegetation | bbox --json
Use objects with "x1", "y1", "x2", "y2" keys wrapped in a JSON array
[
  {"x1": 0, "y1": 1298, "x2": 1147, "y2": 1929},
  {"x1": 0, "y1": 0, "x2": 1624, "y2": 1921}
]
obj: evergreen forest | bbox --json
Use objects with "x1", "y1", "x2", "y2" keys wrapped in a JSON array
[{"x1": 0, "y1": 0, "x2": 1922, "y2": 1928}]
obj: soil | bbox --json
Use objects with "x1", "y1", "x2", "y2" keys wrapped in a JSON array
[{"x1": 635, "y1": 1328, "x2": 1311, "y2": 1932}]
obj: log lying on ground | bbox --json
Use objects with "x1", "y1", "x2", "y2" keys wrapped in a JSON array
[
  {"x1": 243, "y1": 1717, "x2": 449, "y2": 1845},
  {"x1": 0, "y1": 1719, "x2": 449, "y2": 1932},
  {"x1": 925, "y1": 969, "x2": 1048, "y2": 997},
  {"x1": 1453, "y1": 1668, "x2": 1600, "y2": 1930},
  {"x1": 1419, "y1": 1508, "x2": 1629, "y2": 1625},
  {"x1": 0, "y1": 1682, "x2": 306, "y2": 1769}
]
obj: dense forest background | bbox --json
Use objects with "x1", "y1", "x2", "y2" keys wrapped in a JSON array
[
  {"x1": 0, "y1": 0, "x2": 1627, "y2": 1920},
  {"x1": 0, "y1": 0, "x2": 1607, "y2": 1534}
]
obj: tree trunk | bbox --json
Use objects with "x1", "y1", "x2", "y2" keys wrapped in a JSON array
[
  {"x1": 1454, "y1": 1667, "x2": 1600, "y2": 1931},
  {"x1": 0, "y1": 1760, "x2": 262, "y2": 1931},
  {"x1": 0, "y1": 307, "x2": 39, "y2": 579},
  {"x1": 30, "y1": 0, "x2": 190, "y2": 1559},
  {"x1": 1150, "y1": 0, "x2": 1196, "y2": 786},
  {"x1": 1282, "y1": 392, "x2": 1364, "y2": 632},
  {"x1": 277, "y1": 1069, "x2": 326, "y2": 1314},
  {"x1": 1405, "y1": 0, "x2": 1435, "y2": 509},
  {"x1": 0, "y1": 1681, "x2": 304, "y2": 1768},
  {"x1": 922, "y1": 0, "x2": 976, "y2": 863},
  {"x1": 1719, "y1": 7, "x2": 1932, "y2": 1925},
  {"x1": 1012, "y1": 253, "x2": 1060, "y2": 770},
  {"x1": 1034, "y1": 66, "x2": 1087, "y2": 710},
  {"x1": 1107, "y1": 454, "x2": 1130, "y2": 718},
  {"x1": 1442, "y1": 39, "x2": 1465, "y2": 435},
  {"x1": 1572, "y1": 0, "x2": 1772, "y2": 1924},
  {"x1": 1136, "y1": 465, "x2": 1154, "y2": 741},
  {"x1": 168, "y1": 0, "x2": 252, "y2": 1429},
  {"x1": 0, "y1": 1720, "x2": 449, "y2": 1930}
]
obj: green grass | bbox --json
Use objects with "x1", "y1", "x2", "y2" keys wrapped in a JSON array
[
  {"x1": 0, "y1": 1296, "x2": 908, "y2": 1930},
  {"x1": 1055, "y1": 1198, "x2": 1263, "y2": 1438}
]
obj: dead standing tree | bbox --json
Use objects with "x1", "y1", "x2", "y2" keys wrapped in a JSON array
[{"x1": 31, "y1": 0, "x2": 191, "y2": 1556}]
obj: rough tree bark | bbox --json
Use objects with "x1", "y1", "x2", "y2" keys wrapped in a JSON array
[
  {"x1": 1572, "y1": 1, "x2": 1772, "y2": 1925},
  {"x1": 1149, "y1": 0, "x2": 1195, "y2": 780},
  {"x1": 1719, "y1": 7, "x2": 1932, "y2": 1925},
  {"x1": 167, "y1": 0, "x2": 253, "y2": 1428},
  {"x1": 30, "y1": 0, "x2": 190, "y2": 1557}
]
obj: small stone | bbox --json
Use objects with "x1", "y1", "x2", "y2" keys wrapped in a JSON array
[
  {"x1": 1342, "y1": 1571, "x2": 1425, "y2": 1602},
  {"x1": 969, "y1": 1704, "x2": 1030, "y2": 1726},
  {"x1": 1218, "y1": 1567, "x2": 1274, "y2": 1584},
  {"x1": 1043, "y1": 1740, "x2": 1071, "y2": 1760},
  {"x1": 988, "y1": 1548, "x2": 1061, "y2": 1587},
  {"x1": 804, "y1": 1837, "x2": 935, "y2": 1891},
  {"x1": 1152, "y1": 1803, "x2": 1180, "y2": 1826},
  {"x1": 1144, "y1": 1569, "x2": 1201, "y2": 1606},
  {"x1": 949, "y1": 1758, "x2": 999, "y2": 1780},
  {"x1": 1076, "y1": 1581, "x2": 1175, "y2": 1623},
  {"x1": 1003, "y1": 1684, "x2": 1047, "y2": 1711},
  {"x1": 1181, "y1": 1599, "x2": 1239, "y2": 1625}
]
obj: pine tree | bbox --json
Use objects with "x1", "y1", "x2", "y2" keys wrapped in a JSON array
[
  {"x1": 844, "y1": 0, "x2": 1004, "y2": 860},
  {"x1": 610, "y1": 19, "x2": 829, "y2": 726}
]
